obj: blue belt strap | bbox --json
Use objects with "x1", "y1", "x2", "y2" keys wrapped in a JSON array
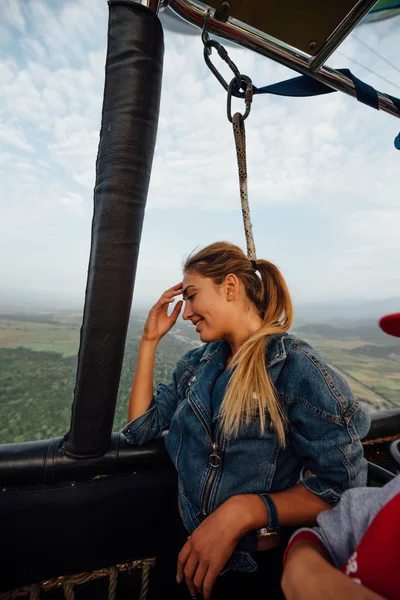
[{"x1": 233, "y1": 68, "x2": 400, "y2": 114}]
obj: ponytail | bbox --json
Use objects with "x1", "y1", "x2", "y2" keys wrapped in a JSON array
[
  {"x1": 220, "y1": 259, "x2": 293, "y2": 446},
  {"x1": 184, "y1": 243, "x2": 293, "y2": 446}
]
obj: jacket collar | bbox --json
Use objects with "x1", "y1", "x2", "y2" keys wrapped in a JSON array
[
  {"x1": 199, "y1": 334, "x2": 288, "y2": 367},
  {"x1": 266, "y1": 334, "x2": 287, "y2": 367},
  {"x1": 200, "y1": 340, "x2": 229, "y2": 362}
]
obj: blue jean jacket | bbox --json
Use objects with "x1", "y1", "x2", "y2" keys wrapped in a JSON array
[{"x1": 123, "y1": 334, "x2": 370, "y2": 572}]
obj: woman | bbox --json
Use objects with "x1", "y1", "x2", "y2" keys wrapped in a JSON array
[{"x1": 123, "y1": 242, "x2": 370, "y2": 600}]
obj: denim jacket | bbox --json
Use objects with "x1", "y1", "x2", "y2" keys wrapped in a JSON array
[{"x1": 123, "y1": 334, "x2": 370, "y2": 572}]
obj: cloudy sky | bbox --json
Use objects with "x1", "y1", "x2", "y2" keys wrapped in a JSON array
[{"x1": 1, "y1": 0, "x2": 399, "y2": 311}]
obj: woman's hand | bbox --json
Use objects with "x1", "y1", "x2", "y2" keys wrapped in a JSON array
[
  {"x1": 282, "y1": 541, "x2": 387, "y2": 600},
  {"x1": 176, "y1": 501, "x2": 243, "y2": 600},
  {"x1": 142, "y1": 283, "x2": 183, "y2": 343}
]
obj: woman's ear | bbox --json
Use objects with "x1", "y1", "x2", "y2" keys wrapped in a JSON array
[{"x1": 225, "y1": 273, "x2": 240, "y2": 302}]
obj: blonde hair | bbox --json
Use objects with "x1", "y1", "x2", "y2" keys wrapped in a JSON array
[{"x1": 184, "y1": 242, "x2": 293, "y2": 446}]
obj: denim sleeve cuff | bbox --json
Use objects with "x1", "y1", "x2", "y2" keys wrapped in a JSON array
[
  {"x1": 258, "y1": 493, "x2": 280, "y2": 532},
  {"x1": 122, "y1": 399, "x2": 157, "y2": 445},
  {"x1": 300, "y1": 475, "x2": 342, "y2": 505}
]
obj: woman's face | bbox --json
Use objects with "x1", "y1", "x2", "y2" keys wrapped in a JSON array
[{"x1": 182, "y1": 271, "x2": 234, "y2": 343}]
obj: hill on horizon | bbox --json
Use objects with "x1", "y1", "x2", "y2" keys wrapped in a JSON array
[
  {"x1": 1, "y1": 293, "x2": 399, "y2": 324},
  {"x1": 294, "y1": 321, "x2": 400, "y2": 346},
  {"x1": 293, "y1": 297, "x2": 400, "y2": 326}
]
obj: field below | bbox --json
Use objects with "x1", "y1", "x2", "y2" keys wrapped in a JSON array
[
  {"x1": 0, "y1": 318, "x2": 81, "y2": 357},
  {"x1": 0, "y1": 314, "x2": 399, "y2": 444},
  {"x1": 295, "y1": 334, "x2": 399, "y2": 410}
]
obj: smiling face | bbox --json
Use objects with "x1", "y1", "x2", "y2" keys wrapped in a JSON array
[{"x1": 182, "y1": 270, "x2": 235, "y2": 343}]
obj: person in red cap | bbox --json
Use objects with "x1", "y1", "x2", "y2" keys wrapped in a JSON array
[
  {"x1": 379, "y1": 313, "x2": 400, "y2": 338},
  {"x1": 281, "y1": 313, "x2": 400, "y2": 600}
]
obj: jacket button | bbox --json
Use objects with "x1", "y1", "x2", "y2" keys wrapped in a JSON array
[{"x1": 191, "y1": 376, "x2": 196, "y2": 382}]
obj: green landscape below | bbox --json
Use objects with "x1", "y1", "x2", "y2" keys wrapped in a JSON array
[{"x1": 0, "y1": 311, "x2": 399, "y2": 444}]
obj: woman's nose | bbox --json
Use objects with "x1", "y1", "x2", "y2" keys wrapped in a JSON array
[{"x1": 182, "y1": 302, "x2": 193, "y2": 321}]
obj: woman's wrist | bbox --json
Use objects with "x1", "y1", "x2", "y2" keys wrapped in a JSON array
[
  {"x1": 225, "y1": 494, "x2": 269, "y2": 537},
  {"x1": 140, "y1": 335, "x2": 159, "y2": 346}
]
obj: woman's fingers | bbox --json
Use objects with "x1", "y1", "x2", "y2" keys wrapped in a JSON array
[
  {"x1": 170, "y1": 300, "x2": 183, "y2": 323},
  {"x1": 183, "y1": 553, "x2": 200, "y2": 598},
  {"x1": 144, "y1": 284, "x2": 183, "y2": 340},
  {"x1": 176, "y1": 540, "x2": 191, "y2": 584},
  {"x1": 164, "y1": 282, "x2": 183, "y2": 297},
  {"x1": 153, "y1": 298, "x2": 182, "y2": 321},
  {"x1": 192, "y1": 562, "x2": 208, "y2": 596},
  {"x1": 152, "y1": 298, "x2": 177, "y2": 314},
  {"x1": 153, "y1": 285, "x2": 183, "y2": 309},
  {"x1": 202, "y1": 566, "x2": 220, "y2": 600}
]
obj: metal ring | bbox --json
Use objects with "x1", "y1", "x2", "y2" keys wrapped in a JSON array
[
  {"x1": 227, "y1": 75, "x2": 253, "y2": 122},
  {"x1": 209, "y1": 453, "x2": 221, "y2": 468}
]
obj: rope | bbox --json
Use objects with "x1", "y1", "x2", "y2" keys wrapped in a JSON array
[
  {"x1": 63, "y1": 583, "x2": 75, "y2": 600},
  {"x1": 107, "y1": 567, "x2": 118, "y2": 600},
  {"x1": 0, "y1": 559, "x2": 155, "y2": 600},
  {"x1": 139, "y1": 561, "x2": 152, "y2": 600},
  {"x1": 232, "y1": 112, "x2": 256, "y2": 261},
  {"x1": 28, "y1": 586, "x2": 40, "y2": 600}
]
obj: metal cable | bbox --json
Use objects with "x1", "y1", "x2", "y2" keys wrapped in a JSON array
[
  {"x1": 352, "y1": 34, "x2": 400, "y2": 76},
  {"x1": 336, "y1": 50, "x2": 400, "y2": 92}
]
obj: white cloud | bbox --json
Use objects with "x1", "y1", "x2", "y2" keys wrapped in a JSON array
[
  {"x1": 1, "y1": 0, "x2": 25, "y2": 32},
  {"x1": 0, "y1": 123, "x2": 33, "y2": 151},
  {"x1": 0, "y1": 0, "x2": 399, "y2": 305}
]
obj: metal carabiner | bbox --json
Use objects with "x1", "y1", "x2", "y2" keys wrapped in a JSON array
[
  {"x1": 201, "y1": 8, "x2": 241, "y2": 92},
  {"x1": 204, "y1": 41, "x2": 242, "y2": 92},
  {"x1": 227, "y1": 75, "x2": 253, "y2": 122}
]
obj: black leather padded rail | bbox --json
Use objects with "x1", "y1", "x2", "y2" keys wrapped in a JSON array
[
  {"x1": 364, "y1": 407, "x2": 400, "y2": 441},
  {"x1": 0, "y1": 410, "x2": 399, "y2": 487},
  {"x1": 0, "y1": 434, "x2": 172, "y2": 487},
  {"x1": 66, "y1": 0, "x2": 164, "y2": 457}
]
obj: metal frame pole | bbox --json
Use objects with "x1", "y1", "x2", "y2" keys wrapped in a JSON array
[
  {"x1": 309, "y1": 0, "x2": 379, "y2": 71},
  {"x1": 169, "y1": 0, "x2": 400, "y2": 119}
]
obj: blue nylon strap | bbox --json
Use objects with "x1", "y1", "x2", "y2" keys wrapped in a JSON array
[{"x1": 233, "y1": 68, "x2": 400, "y2": 114}]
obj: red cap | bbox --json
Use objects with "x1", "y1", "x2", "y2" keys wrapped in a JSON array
[{"x1": 379, "y1": 313, "x2": 400, "y2": 338}]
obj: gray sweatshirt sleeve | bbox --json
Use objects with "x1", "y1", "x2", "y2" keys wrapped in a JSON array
[{"x1": 290, "y1": 475, "x2": 400, "y2": 568}]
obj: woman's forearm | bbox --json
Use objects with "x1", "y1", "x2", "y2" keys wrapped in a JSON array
[
  {"x1": 271, "y1": 482, "x2": 332, "y2": 527},
  {"x1": 127, "y1": 338, "x2": 158, "y2": 422},
  {"x1": 226, "y1": 483, "x2": 331, "y2": 537}
]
